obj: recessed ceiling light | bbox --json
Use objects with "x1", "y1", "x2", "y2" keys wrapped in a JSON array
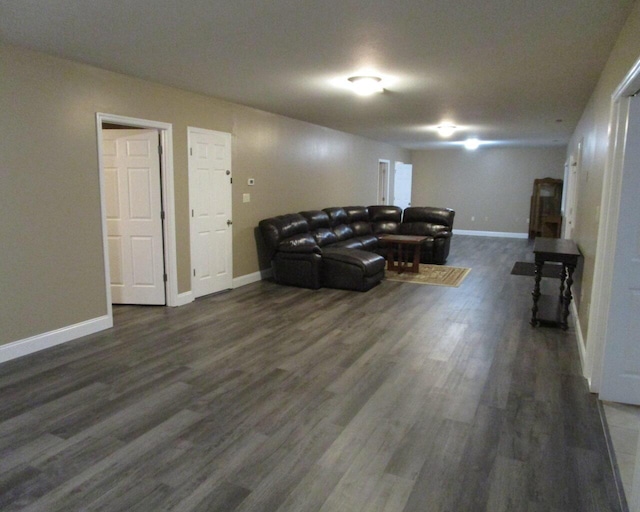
[
  {"x1": 464, "y1": 138, "x2": 480, "y2": 150},
  {"x1": 347, "y1": 76, "x2": 384, "y2": 96},
  {"x1": 437, "y1": 124, "x2": 457, "y2": 137}
]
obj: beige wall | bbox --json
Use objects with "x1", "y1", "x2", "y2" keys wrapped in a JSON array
[
  {"x1": 0, "y1": 44, "x2": 409, "y2": 346},
  {"x1": 566, "y1": 1, "x2": 640, "y2": 338},
  {"x1": 410, "y1": 147, "x2": 566, "y2": 233}
]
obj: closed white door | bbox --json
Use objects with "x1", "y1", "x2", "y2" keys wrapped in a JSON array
[
  {"x1": 189, "y1": 128, "x2": 233, "y2": 297},
  {"x1": 394, "y1": 162, "x2": 413, "y2": 210},
  {"x1": 600, "y1": 94, "x2": 640, "y2": 404},
  {"x1": 103, "y1": 129, "x2": 165, "y2": 305}
]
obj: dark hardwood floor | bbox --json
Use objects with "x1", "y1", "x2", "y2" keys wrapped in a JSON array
[{"x1": 0, "y1": 236, "x2": 622, "y2": 511}]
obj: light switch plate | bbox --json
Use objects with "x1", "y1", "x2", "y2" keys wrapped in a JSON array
[{"x1": 243, "y1": 193, "x2": 250, "y2": 203}]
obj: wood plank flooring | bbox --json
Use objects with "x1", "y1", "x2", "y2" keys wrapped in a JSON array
[{"x1": 0, "y1": 236, "x2": 622, "y2": 511}]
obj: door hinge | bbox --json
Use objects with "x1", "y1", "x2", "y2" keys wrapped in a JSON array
[
  {"x1": 163, "y1": 273, "x2": 168, "y2": 282},
  {"x1": 158, "y1": 144, "x2": 163, "y2": 155},
  {"x1": 160, "y1": 211, "x2": 165, "y2": 220},
  {"x1": 230, "y1": 177, "x2": 233, "y2": 184},
  {"x1": 191, "y1": 209, "x2": 194, "y2": 217},
  {"x1": 190, "y1": 147, "x2": 193, "y2": 156},
  {"x1": 193, "y1": 269, "x2": 196, "y2": 277}
]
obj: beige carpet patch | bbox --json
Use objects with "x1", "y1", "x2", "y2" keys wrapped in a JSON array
[{"x1": 385, "y1": 264, "x2": 471, "y2": 287}]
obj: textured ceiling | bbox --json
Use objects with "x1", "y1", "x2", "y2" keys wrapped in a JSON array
[{"x1": 1, "y1": 0, "x2": 635, "y2": 148}]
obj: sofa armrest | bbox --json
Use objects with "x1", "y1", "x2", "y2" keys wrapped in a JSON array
[
  {"x1": 278, "y1": 233, "x2": 321, "y2": 254},
  {"x1": 432, "y1": 228, "x2": 452, "y2": 238}
]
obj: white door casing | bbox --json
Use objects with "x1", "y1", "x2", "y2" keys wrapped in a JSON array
[
  {"x1": 378, "y1": 160, "x2": 390, "y2": 204},
  {"x1": 394, "y1": 162, "x2": 413, "y2": 209},
  {"x1": 103, "y1": 129, "x2": 166, "y2": 305},
  {"x1": 189, "y1": 128, "x2": 233, "y2": 297},
  {"x1": 584, "y1": 57, "x2": 640, "y2": 395},
  {"x1": 599, "y1": 93, "x2": 640, "y2": 404},
  {"x1": 563, "y1": 140, "x2": 582, "y2": 239}
]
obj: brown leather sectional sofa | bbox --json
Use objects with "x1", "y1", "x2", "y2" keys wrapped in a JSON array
[{"x1": 259, "y1": 205, "x2": 455, "y2": 291}]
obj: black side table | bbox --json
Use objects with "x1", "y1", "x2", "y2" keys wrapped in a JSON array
[{"x1": 530, "y1": 237, "x2": 581, "y2": 330}]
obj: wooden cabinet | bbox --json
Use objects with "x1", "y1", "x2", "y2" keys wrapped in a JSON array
[{"x1": 529, "y1": 178, "x2": 563, "y2": 239}]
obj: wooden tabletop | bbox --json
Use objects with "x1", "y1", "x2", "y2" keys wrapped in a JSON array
[
  {"x1": 533, "y1": 237, "x2": 581, "y2": 257},
  {"x1": 378, "y1": 234, "x2": 428, "y2": 244}
]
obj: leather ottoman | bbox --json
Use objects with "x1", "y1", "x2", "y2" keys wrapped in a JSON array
[{"x1": 321, "y1": 248, "x2": 385, "y2": 292}]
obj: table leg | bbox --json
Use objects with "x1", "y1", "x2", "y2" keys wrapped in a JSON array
[
  {"x1": 412, "y1": 244, "x2": 421, "y2": 273},
  {"x1": 386, "y1": 245, "x2": 395, "y2": 271},
  {"x1": 561, "y1": 264, "x2": 575, "y2": 330},
  {"x1": 531, "y1": 261, "x2": 543, "y2": 326},
  {"x1": 559, "y1": 265, "x2": 566, "y2": 302},
  {"x1": 397, "y1": 243, "x2": 405, "y2": 273}
]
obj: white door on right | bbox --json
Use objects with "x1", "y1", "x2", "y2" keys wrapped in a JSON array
[
  {"x1": 394, "y1": 163, "x2": 413, "y2": 210},
  {"x1": 188, "y1": 128, "x2": 233, "y2": 298},
  {"x1": 600, "y1": 94, "x2": 640, "y2": 405}
]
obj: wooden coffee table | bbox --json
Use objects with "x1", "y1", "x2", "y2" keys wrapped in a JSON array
[{"x1": 378, "y1": 234, "x2": 428, "y2": 274}]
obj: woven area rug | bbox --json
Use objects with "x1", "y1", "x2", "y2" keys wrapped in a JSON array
[{"x1": 385, "y1": 264, "x2": 471, "y2": 287}]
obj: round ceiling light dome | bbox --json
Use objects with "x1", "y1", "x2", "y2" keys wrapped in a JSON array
[
  {"x1": 437, "y1": 124, "x2": 457, "y2": 137},
  {"x1": 347, "y1": 76, "x2": 384, "y2": 96}
]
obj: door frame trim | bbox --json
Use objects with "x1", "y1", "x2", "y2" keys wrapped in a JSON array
[
  {"x1": 584, "y1": 56, "x2": 640, "y2": 392},
  {"x1": 377, "y1": 159, "x2": 390, "y2": 205},
  {"x1": 96, "y1": 113, "x2": 179, "y2": 319}
]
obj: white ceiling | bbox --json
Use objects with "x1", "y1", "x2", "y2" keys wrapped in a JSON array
[{"x1": 1, "y1": 0, "x2": 635, "y2": 149}]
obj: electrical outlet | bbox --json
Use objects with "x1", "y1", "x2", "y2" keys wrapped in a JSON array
[{"x1": 471, "y1": 216, "x2": 475, "y2": 222}]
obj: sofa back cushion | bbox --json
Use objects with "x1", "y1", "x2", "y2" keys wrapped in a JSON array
[
  {"x1": 344, "y1": 206, "x2": 372, "y2": 235},
  {"x1": 323, "y1": 207, "x2": 348, "y2": 227},
  {"x1": 333, "y1": 224, "x2": 355, "y2": 241},
  {"x1": 403, "y1": 207, "x2": 455, "y2": 228},
  {"x1": 299, "y1": 210, "x2": 331, "y2": 230},
  {"x1": 368, "y1": 205, "x2": 402, "y2": 234},
  {"x1": 313, "y1": 228, "x2": 338, "y2": 247}
]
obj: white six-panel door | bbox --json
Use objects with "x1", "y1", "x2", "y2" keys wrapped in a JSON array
[
  {"x1": 188, "y1": 128, "x2": 233, "y2": 297},
  {"x1": 103, "y1": 129, "x2": 166, "y2": 305}
]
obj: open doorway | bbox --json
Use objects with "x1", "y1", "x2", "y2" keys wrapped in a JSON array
[
  {"x1": 394, "y1": 162, "x2": 413, "y2": 209},
  {"x1": 96, "y1": 113, "x2": 180, "y2": 326}
]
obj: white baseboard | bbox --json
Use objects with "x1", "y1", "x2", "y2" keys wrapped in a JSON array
[
  {"x1": 0, "y1": 315, "x2": 112, "y2": 364},
  {"x1": 233, "y1": 268, "x2": 273, "y2": 288},
  {"x1": 174, "y1": 291, "x2": 194, "y2": 307},
  {"x1": 454, "y1": 229, "x2": 528, "y2": 239},
  {"x1": 571, "y1": 301, "x2": 588, "y2": 384}
]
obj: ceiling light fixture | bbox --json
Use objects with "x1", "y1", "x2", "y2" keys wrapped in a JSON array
[
  {"x1": 464, "y1": 138, "x2": 481, "y2": 150},
  {"x1": 347, "y1": 76, "x2": 384, "y2": 96},
  {"x1": 437, "y1": 124, "x2": 457, "y2": 137}
]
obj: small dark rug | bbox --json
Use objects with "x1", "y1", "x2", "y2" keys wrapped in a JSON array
[{"x1": 510, "y1": 261, "x2": 562, "y2": 279}]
